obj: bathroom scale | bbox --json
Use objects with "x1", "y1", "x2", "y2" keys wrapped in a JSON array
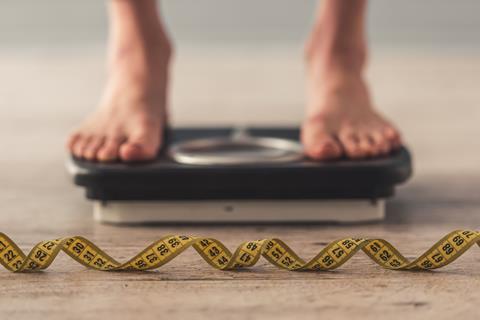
[{"x1": 67, "y1": 127, "x2": 412, "y2": 224}]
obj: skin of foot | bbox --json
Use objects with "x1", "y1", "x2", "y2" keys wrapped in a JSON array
[
  {"x1": 67, "y1": 0, "x2": 171, "y2": 162},
  {"x1": 301, "y1": 58, "x2": 402, "y2": 160},
  {"x1": 301, "y1": 0, "x2": 402, "y2": 160}
]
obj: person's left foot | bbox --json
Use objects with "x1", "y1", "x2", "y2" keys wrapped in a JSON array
[{"x1": 301, "y1": 43, "x2": 402, "y2": 160}]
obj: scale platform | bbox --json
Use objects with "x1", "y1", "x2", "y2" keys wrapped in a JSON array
[{"x1": 68, "y1": 127, "x2": 412, "y2": 224}]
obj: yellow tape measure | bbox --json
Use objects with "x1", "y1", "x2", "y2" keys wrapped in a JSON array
[{"x1": 1, "y1": 230, "x2": 478, "y2": 273}]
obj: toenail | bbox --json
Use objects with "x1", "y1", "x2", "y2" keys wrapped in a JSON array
[
  {"x1": 384, "y1": 128, "x2": 398, "y2": 138},
  {"x1": 312, "y1": 146, "x2": 334, "y2": 158},
  {"x1": 98, "y1": 154, "x2": 116, "y2": 162},
  {"x1": 67, "y1": 134, "x2": 81, "y2": 148},
  {"x1": 318, "y1": 142, "x2": 334, "y2": 151}
]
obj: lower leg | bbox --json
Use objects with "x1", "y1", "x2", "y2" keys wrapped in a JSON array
[
  {"x1": 68, "y1": 0, "x2": 172, "y2": 162},
  {"x1": 302, "y1": 0, "x2": 401, "y2": 160}
]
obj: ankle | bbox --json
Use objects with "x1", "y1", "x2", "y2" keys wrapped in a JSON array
[
  {"x1": 305, "y1": 29, "x2": 367, "y2": 75},
  {"x1": 109, "y1": 33, "x2": 173, "y2": 66}
]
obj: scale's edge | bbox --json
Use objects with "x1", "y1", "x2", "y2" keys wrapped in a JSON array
[{"x1": 70, "y1": 148, "x2": 412, "y2": 190}]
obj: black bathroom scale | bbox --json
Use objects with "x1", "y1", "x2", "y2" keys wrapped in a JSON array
[{"x1": 67, "y1": 127, "x2": 412, "y2": 223}]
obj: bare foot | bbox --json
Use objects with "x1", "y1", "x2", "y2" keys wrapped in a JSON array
[
  {"x1": 67, "y1": 0, "x2": 172, "y2": 162},
  {"x1": 67, "y1": 37, "x2": 171, "y2": 162},
  {"x1": 302, "y1": 49, "x2": 402, "y2": 161}
]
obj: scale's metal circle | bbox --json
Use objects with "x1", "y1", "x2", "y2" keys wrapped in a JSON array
[{"x1": 169, "y1": 136, "x2": 304, "y2": 165}]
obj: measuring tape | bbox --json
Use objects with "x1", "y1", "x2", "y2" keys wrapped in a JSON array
[{"x1": 1, "y1": 230, "x2": 478, "y2": 273}]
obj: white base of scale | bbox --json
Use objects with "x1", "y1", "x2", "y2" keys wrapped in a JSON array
[{"x1": 93, "y1": 199, "x2": 385, "y2": 224}]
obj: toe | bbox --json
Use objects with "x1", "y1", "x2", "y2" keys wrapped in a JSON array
[
  {"x1": 120, "y1": 143, "x2": 155, "y2": 162},
  {"x1": 119, "y1": 140, "x2": 159, "y2": 162},
  {"x1": 384, "y1": 126, "x2": 402, "y2": 149},
  {"x1": 97, "y1": 137, "x2": 124, "y2": 162},
  {"x1": 67, "y1": 132, "x2": 81, "y2": 151},
  {"x1": 368, "y1": 131, "x2": 391, "y2": 155},
  {"x1": 119, "y1": 130, "x2": 161, "y2": 162},
  {"x1": 72, "y1": 136, "x2": 91, "y2": 158},
  {"x1": 357, "y1": 134, "x2": 377, "y2": 157},
  {"x1": 307, "y1": 138, "x2": 342, "y2": 160},
  {"x1": 302, "y1": 123, "x2": 342, "y2": 160},
  {"x1": 83, "y1": 137, "x2": 106, "y2": 160},
  {"x1": 339, "y1": 132, "x2": 366, "y2": 159}
]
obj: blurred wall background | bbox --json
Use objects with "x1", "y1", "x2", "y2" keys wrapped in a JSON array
[{"x1": 1, "y1": 0, "x2": 479, "y2": 50}]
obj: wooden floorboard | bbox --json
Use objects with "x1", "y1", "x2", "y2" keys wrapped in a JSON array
[{"x1": 0, "y1": 49, "x2": 479, "y2": 319}]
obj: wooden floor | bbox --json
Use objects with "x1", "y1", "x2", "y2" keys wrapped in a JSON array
[{"x1": 0, "y1": 48, "x2": 479, "y2": 319}]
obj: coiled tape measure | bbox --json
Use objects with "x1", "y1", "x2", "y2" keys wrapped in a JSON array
[{"x1": 0, "y1": 230, "x2": 478, "y2": 273}]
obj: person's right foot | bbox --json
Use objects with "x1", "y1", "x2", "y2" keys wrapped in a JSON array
[{"x1": 68, "y1": 35, "x2": 171, "y2": 162}]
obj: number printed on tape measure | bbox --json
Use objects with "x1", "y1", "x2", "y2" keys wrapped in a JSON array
[{"x1": 0, "y1": 230, "x2": 478, "y2": 273}]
